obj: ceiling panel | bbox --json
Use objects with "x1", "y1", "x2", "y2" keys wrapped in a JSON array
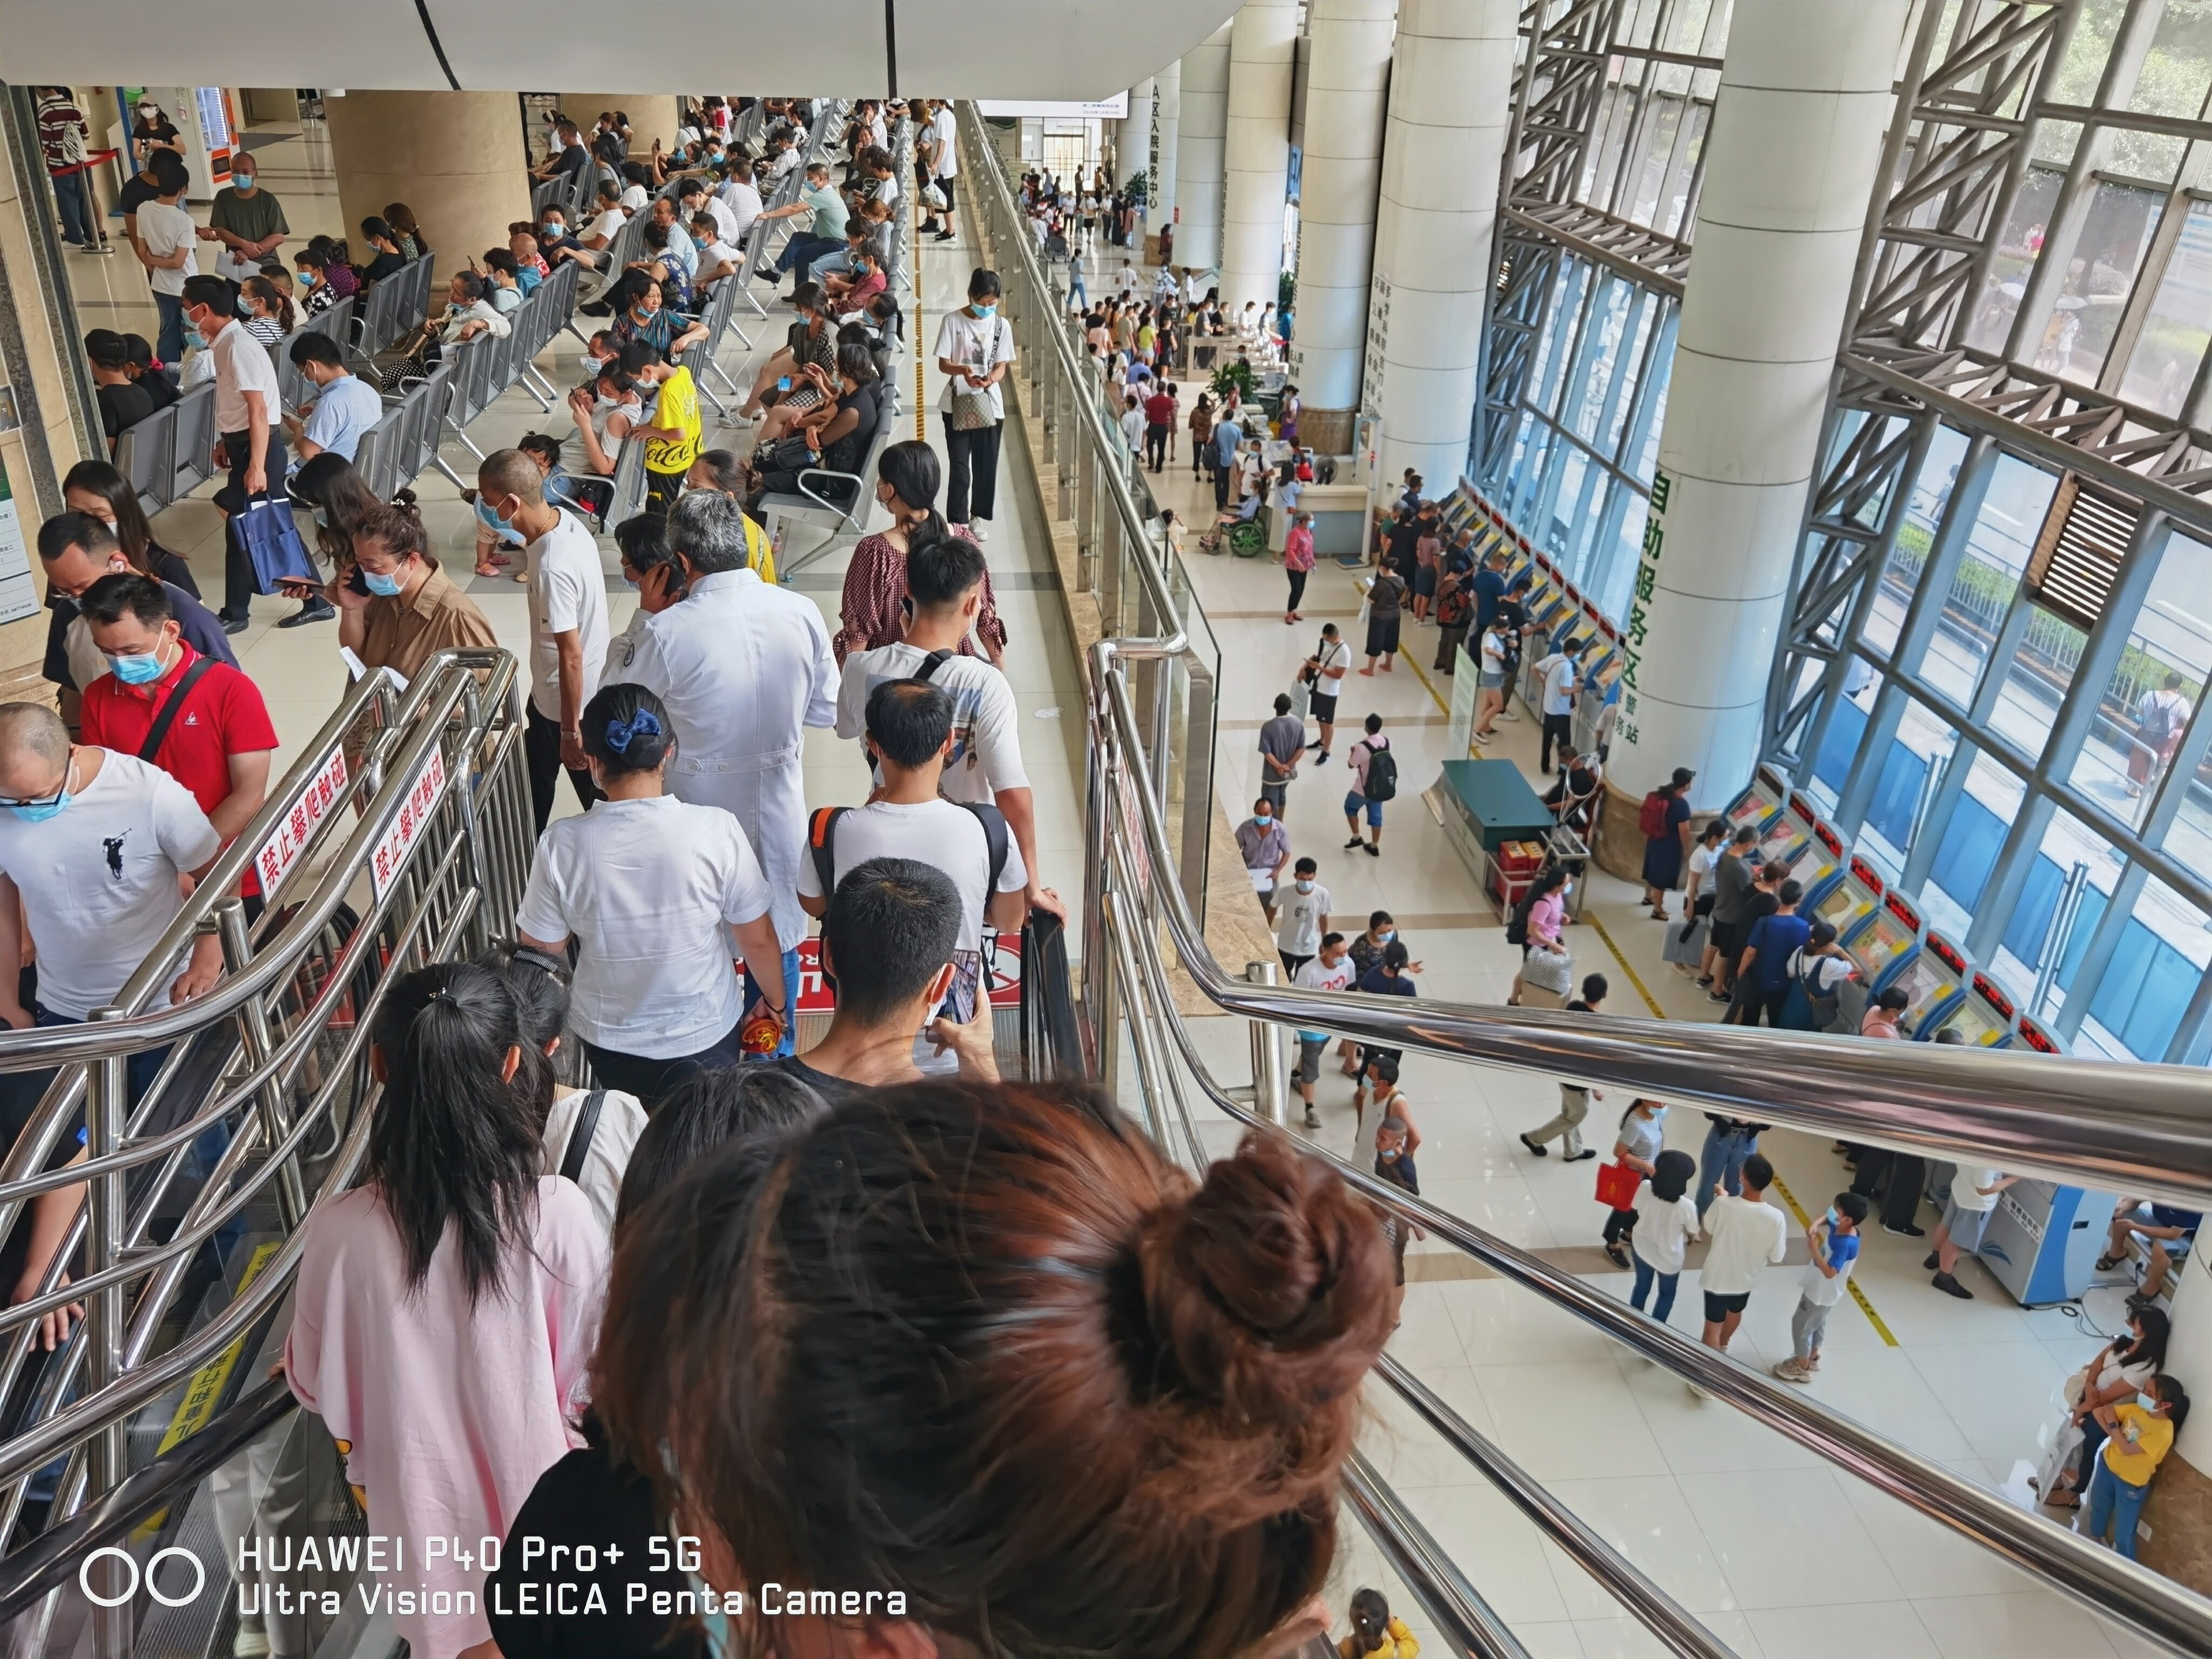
[{"x1": 0, "y1": 0, "x2": 1236, "y2": 98}]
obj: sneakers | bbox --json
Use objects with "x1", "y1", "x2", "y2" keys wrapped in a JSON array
[
  {"x1": 1603, "y1": 1243, "x2": 1630, "y2": 1270},
  {"x1": 1566, "y1": 1148, "x2": 1596, "y2": 1162},
  {"x1": 1883, "y1": 1221, "x2": 1926, "y2": 1238},
  {"x1": 1932, "y1": 1271, "x2": 1974, "y2": 1299},
  {"x1": 1345, "y1": 837, "x2": 1365, "y2": 851},
  {"x1": 1303, "y1": 1107, "x2": 1321, "y2": 1129},
  {"x1": 969, "y1": 520, "x2": 989, "y2": 543},
  {"x1": 1520, "y1": 1131, "x2": 1548, "y2": 1157},
  {"x1": 1707, "y1": 989, "x2": 1732, "y2": 1004},
  {"x1": 1364, "y1": 842, "x2": 1380, "y2": 857},
  {"x1": 234, "y1": 1629, "x2": 271, "y2": 1658},
  {"x1": 1923, "y1": 1251, "x2": 1941, "y2": 1270},
  {"x1": 1314, "y1": 750, "x2": 1330, "y2": 765},
  {"x1": 1772, "y1": 1360, "x2": 1813, "y2": 1384}
]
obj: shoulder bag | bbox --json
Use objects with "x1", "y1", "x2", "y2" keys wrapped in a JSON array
[{"x1": 951, "y1": 315, "x2": 1002, "y2": 431}]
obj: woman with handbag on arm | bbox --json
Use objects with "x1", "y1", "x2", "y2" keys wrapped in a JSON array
[{"x1": 934, "y1": 267, "x2": 1016, "y2": 542}]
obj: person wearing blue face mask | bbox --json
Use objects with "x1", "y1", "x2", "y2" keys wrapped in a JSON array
[
  {"x1": 78, "y1": 573, "x2": 277, "y2": 917},
  {"x1": 933, "y1": 268, "x2": 1014, "y2": 542},
  {"x1": 0, "y1": 698, "x2": 226, "y2": 1344},
  {"x1": 343, "y1": 498, "x2": 497, "y2": 684}
]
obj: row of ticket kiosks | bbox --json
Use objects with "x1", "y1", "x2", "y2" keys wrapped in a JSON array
[
  {"x1": 1442, "y1": 485, "x2": 1628, "y2": 757},
  {"x1": 1722, "y1": 766, "x2": 2105, "y2": 1306}
]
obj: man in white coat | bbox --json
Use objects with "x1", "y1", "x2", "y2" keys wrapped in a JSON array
[{"x1": 612, "y1": 490, "x2": 835, "y2": 1055}]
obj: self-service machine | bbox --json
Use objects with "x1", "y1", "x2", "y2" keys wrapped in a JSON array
[
  {"x1": 1889, "y1": 927, "x2": 1973, "y2": 1037},
  {"x1": 1785, "y1": 818, "x2": 1848, "y2": 913},
  {"x1": 1980, "y1": 1181, "x2": 2120, "y2": 1309},
  {"x1": 1723, "y1": 765, "x2": 1790, "y2": 842},
  {"x1": 1925, "y1": 970, "x2": 2019, "y2": 1048}
]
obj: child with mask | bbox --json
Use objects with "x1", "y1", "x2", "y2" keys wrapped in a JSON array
[{"x1": 1774, "y1": 1192, "x2": 1870, "y2": 1382}]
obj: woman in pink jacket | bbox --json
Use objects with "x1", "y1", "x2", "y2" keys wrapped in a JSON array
[{"x1": 285, "y1": 962, "x2": 606, "y2": 1659}]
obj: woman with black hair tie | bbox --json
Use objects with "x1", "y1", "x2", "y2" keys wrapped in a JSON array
[
  {"x1": 282, "y1": 960, "x2": 607, "y2": 1659},
  {"x1": 514, "y1": 683, "x2": 788, "y2": 1105}
]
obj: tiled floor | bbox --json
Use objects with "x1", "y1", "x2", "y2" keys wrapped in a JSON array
[
  {"x1": 129, "y1": 122, "x2": 2177, "y2": 1658},
  {"x1": 1053, "y1": 247, "x2": 2177, "y2": 1656}
]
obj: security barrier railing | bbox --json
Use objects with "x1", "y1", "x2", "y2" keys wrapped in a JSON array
[
  {"x1": 0, "y1": 650, "x2": 534, "y2": 1657},
  {"x1": 969, "y1": 98, "x2": 2212, "y2": 1659}
]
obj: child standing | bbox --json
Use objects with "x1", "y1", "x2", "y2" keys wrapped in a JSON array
[
  {"x1": 1775, "y1": 1192, "x2": 1870, "y2": 1382},
  {"x1": 1341, "y1": 1588, "x2": 1421, "y2": 1659},
  {"x1": 1630, "y1": 1149, "x2": 1701, "y2": 1324}
]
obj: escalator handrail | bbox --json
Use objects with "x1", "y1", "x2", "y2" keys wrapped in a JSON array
[
  {"x1": 1089, "y1": 642, "x2": 2212, "y2": 1209},
  {"x1": 1095, "y1": 710, "x2": 2212, "y2": 1658},
  {"x1": 0, "y1": 1379, "x2": 296, "y2": 1624}
]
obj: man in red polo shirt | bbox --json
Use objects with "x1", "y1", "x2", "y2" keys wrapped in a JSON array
[{"x1": 76, "y1": 573, "x2": 276, "y2": 912}]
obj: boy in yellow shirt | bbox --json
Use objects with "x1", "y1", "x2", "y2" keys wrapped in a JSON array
[{"x1": 2082, "y1": 1374, "x2": 2186, "y2": 1560}]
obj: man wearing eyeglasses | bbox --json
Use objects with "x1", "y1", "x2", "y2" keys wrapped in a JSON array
[{"x1": 0, "y1": 699, "x2": 224, "y2": 1347}]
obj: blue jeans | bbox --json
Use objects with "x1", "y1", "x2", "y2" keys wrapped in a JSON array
[
  {"x1": 1630, "y1": 1256, "x2": 1679, "y2": 1323},
  {"x1": 777, "y1": 233, "x2": 841, "y2": 277},
  {"x1": 742, "y1": 945, "x2": 801, "y2": 1060},
  {"x1": 154, "y1": 292, "x2": 187, "y2": 365},
  {"x1": 51, "y1": 170, "x2": 93, "y2": 245},
  {"x1": 2086, "y1": 1459, "x2": 2152, "y2": 1559},
  {"x1": 1698, "y1": 1123, "x2": 1760, "y2": 1220},
  {"x1": 807, "y1": 248, "x2": 858, "y2": 285}
]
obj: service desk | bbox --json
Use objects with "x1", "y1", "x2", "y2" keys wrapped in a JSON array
[{"x1": 1264, "y1": 482, "x2": 1368, "y2": 557}]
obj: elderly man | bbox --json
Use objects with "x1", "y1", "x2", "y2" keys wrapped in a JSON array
[
  {"x1": 612, "y1": 491, "x2": 837, "y2": 1056},
  {"x1": 199, "y1": 150, "x2": 288, "y2": 282}
]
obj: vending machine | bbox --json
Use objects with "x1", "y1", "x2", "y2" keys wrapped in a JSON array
[
  {"x1": 1879, "y1": 926, "x2": 1973, "y2": 1037},
  {"x1": 1723, "y1": 765, "x2": 1790, "y2": 841}
]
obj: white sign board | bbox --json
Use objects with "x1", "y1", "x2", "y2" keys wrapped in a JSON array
[
  {"x1": 0, "y1": 451, "x2": 37, "y2": 626},
  {"x1": 368, "y1": 747, "x2": 448, "y2": 902},
  {"x1": 252, "y1": 748, "x2": 350, "y2": 896},
  {"x1": 977, "y1": 96, "x2": 1129, "y2": 120}
]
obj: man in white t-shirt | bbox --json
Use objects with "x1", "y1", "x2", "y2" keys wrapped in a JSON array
[
  {"x1": 1698, "y1": 1151, "x2": 1789, "y2": 1364},
  {"x1": 181, "y1": 276, "x2": 287, "y2": 636},
  {"x1": 922, "y1": 99, "x2": 959, "y2": 241},
  {"x1": 800, "y1": 679, "x2": 1028, "y2": 1072},
  {"x1": 1931, "y1": 1165, "x2": 2019, "y2": 1299},
  {"x1": 1534, "y1": 643, "x2": 1580, "y2": 773},
  {"x1": 132, "y1": 159, "x2": 198, "y2": 364},
  {"x1": 0, "y1": 704, "x2": 225, "y2": 1312},
  {"x1": 1291, "y1": 932, "x2": 1355, "y2": 1128},
  {"x1": 481, "y1": 449, "x2": 610, "y2": 832},
  {"x1": 1275, "y1": 859, "x2": 1331, "y2": 976},
  {"x1": 717, "y1": 160, "x2": 765, "y2": 245},
  {"x1": 679, "y1": 178, "x2": 741, "y2": 246},
  {"x1": 835, "y1": 530, "x2": 1062, "y2": 916}
]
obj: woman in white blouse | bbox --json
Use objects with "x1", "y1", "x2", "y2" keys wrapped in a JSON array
[{"x1": 515, "y1": 683, "x2": 789, "y2": 1105}]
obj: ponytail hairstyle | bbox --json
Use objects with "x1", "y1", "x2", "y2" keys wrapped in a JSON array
[
  {"x1": 595, "y1": 1085, "x2": 1393, "y2": 1659},
  {"x1": 367, "y1": 962, "x2": 543, "y2": 1304},
  {"x1": 382, "y1": 201, "x2": 425, "y2": 253},
  {"x1": 582, "y1": 682, "x2": 675, "y2": 779},
  {"x1": 241, "y1": 274, "x2": 295, "y2": 334},
  {"x1": 476, "y1": 941, "x2": 574, "y2": 1134},
  {"x1": 2155, "y1": 1373, "x2": 2191, "y2": 1433},
  {"x1": 62, "y1": 459, "x2": 161, "y2": 577},
  {"x1": 1648, "y1": 1149, "x2": 1696, "y2": 1204},
  {"x1": 876, "y1": 438, "x2": 947, "y2": 541}
]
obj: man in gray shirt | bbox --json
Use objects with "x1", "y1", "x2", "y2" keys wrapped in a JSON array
[
  {"x1": 1258, "y1": 692, "x2": 1305, "y2": 817},
  {"x1": 1705, "y1": 826, "x2": 1761, "y2": 1002},
  {"x1": 1235, "y1": 795, "x2": 1292, "y2": 923}
]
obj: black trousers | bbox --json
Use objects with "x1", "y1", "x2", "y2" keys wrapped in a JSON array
[
  {"x1": 583, "y1": 1020, "x2": 743, "y2": 1110},
  {"x1": 1435, "y1": 623, "x2": 1469, "y2": 672},
  {"x1": 1851, "y1": 1149, "x2": 1926, "y2": 1229},
  {"x1": 525, "y1": 703, "x2": 601, "y2": 834},
  {"x1": 1541, "y1": 711, "x2": 1574, "y2": 772},
  {"x1": 1144, "y1": 422, "x2": 1169, "y2": 470},
  {"x1": 1286, "y1": 568, "x2": 1307, "y2": 613},
  {"x1": 1603, "y1": 1206, "x2": 1637, "y2": 1246},
  {"x1": 943, "y1": 416, "x2": 1003, "y2": 523},
  {"x1": 219, "y1": 424, "x2": 289, "y2": 622},
  {"x1": 1213, "y1": 458, "x2": 1231, "y2": 510}
]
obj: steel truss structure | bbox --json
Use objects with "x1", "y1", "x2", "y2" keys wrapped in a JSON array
[{"x1": 1771, "y1": 0, "x2": 2212, "y2": 1060}]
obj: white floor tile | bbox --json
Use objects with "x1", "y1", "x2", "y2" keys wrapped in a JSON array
[
  {"x1": 1537, "y1": 1474, "x2": 1741, "y2": 1617},
  {"x1": 1746, "y1": 1599, "x2": 1938, "y2": 1659},
  {"x1": 1675, "y1": 1468, "x2": 1903, "y2": 1609},
  {"x1": 1907, "y1": 1589, "x2": 2120, "y2": 1659},
  {"x1": 1478, "y1": 1362, "x2": 1673, "y2": 1482}
]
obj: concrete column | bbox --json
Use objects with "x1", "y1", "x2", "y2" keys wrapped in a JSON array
[
  {"x1": 1152, "y1": 59, "x2": 1182, "y2": 253},
  {"x1": 1370, "y1": 0, "x2": 1518, "y2": 490},
  {"x1": 1119, "y1": 79, "x2": 1157, "y2": 204},
  {"x1": 1177, "y1": 21, "x2": 1235, "y2": 273},
  {"x1": 1607, "y1": 0, "x2": 1911, "y2": 813},
  {"x1": 327, "y1": 93, "x2": 532, "y2": 285},
  {"x1": 1291, "y1": 0, "x2": 1397, "y2": 455},
  {"x1": 1222, "y1": 0, "x2": 1299, "y2": 315},
  {"x1": 561, "y1": 95, "x2": 683, "y2": 157}
]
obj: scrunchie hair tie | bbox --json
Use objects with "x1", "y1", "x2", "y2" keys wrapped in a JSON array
[{"x1": 603, "y1": 708, "x2": 663, "y2": 755}]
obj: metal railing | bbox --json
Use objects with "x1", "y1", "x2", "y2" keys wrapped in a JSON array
[
  {"x1": 980, "y1": 105, "x2": 2212, "y2": 1659},
  {"x1": 957, "y1": 105, "x2": 1226, "y2": 1042},
  {"x1": 0, "y1": 650, "x2": 535, "y2": 1655}
]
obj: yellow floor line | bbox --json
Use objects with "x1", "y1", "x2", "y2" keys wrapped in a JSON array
[
  {"x1": 1588, "y1": 915, "x2": 1900, "y2": 1346},
  {"x1": 912, "y1": 192, "x2": 927, "y2": 440}
]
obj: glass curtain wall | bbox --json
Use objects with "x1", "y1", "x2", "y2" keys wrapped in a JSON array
[
  {"x1": 1793, "y1": 0, "x2": 2212, "y2": 1063},
  {"x1": 1472, "y1": 0, "x2": 1727, "y2": 622}
]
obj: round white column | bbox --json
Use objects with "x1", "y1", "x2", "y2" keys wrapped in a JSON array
[
  {"x1": 1291, "y1": 0, "x2": 1397, "y2": 450},
  {"x1": 1115, "y1": 79, "x2": 1155, "y2": 199},
  {"x1": 1152, "y1": 59, "x2": 1182, "y2": 242},
  {"x1": 1176, "y1": 21, "x2": 1235, "y2": 273},
  {"x1": 1222, "y1": 0, "x2": 1299, "y2": 315},
  {"x1": 1611, "y1": 0, "x2": 1911, "y2": 803},
  {"x1": 1370, "y1": 0, "x2": 1518, "y2": 490}
]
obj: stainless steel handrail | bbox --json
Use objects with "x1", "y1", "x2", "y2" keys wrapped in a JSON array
[
  {"x1": 1087, "y1": 630, "x2": 2212, "y2": 1208},
  {"x1": 1341, "y1": 1454, "x2": 1532, "y2": 1659},
  {"x1": 1088, "y1": 648, "x2": 2212, "y2": 1656}
]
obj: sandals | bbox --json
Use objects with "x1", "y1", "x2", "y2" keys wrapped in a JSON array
[{"x1": 2095, "y1": 1253, "x2": 2126, "y2": 1272}]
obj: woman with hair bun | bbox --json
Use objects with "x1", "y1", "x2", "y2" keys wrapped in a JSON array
[
  {"x1": 832, "y1": 438, "x2": 1006, "y2": 664},
  {"x1": 515, "y1": 682, "x2": 789, "y2": 1105},
  {"x1": 597, "y1": 1081, "x2": 1395, "y2": 1659},
  {"x1": 282, "y1": 961, "x2": 607, "y2": 1659}
]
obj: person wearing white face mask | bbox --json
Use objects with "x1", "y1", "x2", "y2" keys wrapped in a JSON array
[
  {"x1": 178, "y1": 275, "x2": 287, "y2": 637},
  {"x1": 480, "y1": 448, "x2": 609, "y2": 833},
  {"x1": 933, "y1": 268, "x2": 1015, "y2": 541}
]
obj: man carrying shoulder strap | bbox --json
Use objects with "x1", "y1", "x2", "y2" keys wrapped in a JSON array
[{"x1": 797, "y1": 678, "x2": 1027, "y2": 1073}]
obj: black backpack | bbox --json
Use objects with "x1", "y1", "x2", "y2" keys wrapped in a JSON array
[
  {"x1": 1361, "y1": 738, "x2": 1398, "y2": 802},
  {"x1": 808, "y1": 799, "x2": 1012, "y2": 903}
]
